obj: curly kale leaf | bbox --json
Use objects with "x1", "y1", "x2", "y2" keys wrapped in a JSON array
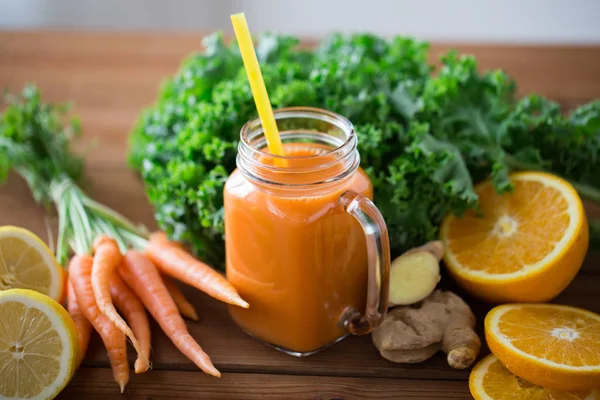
[
  {"x1": 374, "y1": 123, "x2": 478, "y2": 254},
  {"x1": 418, "y1": 52, "x2": 516, "y2": 193},
  {"x1": 130, "y1": 32, "x2": 446, "y2": 265},
  {"x1": 502, "y1": 96, "x2": 600, "y2": 201},
  {"x1": 130, "y1": 31, "x2": 600, "y2": 266}
]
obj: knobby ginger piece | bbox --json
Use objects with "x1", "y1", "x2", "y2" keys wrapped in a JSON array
[{"x1": 372, "y1": 289, "x2": 481, "y2": 369}]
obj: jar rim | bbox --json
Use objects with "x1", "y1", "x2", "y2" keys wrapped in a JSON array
[
  {"x1": 240, "y1": 106, "x2": 356, "y2": 160},
  {"x1": 237, "y1": 107, "x2": 360, "y2": 189}
]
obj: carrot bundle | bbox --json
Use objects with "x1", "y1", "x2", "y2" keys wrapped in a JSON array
[
  {"x1": 161, "y1": 274, "x2": 200, "y2": 321},
  {"x1": 147, "y1": 232, "x2": 248, "y2": 309},
  {"x1": 69, "y1": 254, "x2": 130, "y2": 393},
  {"x1": 63, "y1": 232, "x2": 236, "y2": 390},
  {"x1": 119, "y1": 250, "x2": 221, "y2": 378},
  {"x1": 3, "y1": 89, "x2": 242, "y2": 392}
]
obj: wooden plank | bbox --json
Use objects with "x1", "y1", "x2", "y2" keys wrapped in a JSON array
[
  {"x1": 57, "y1": 368, "x2": 473, "y2": 400},
  {"x1": 2, "y1": 32, "x2": 600, "y2": 107},
  {"x1": 1, "y1": 31, "x2": 600, "y2": 104},
  {"x1": 0, "y1": 31, "x2": 202, "y2": 61},
  {"x1": 78, "y1": 275, "x2": 600, "y2": 379}
]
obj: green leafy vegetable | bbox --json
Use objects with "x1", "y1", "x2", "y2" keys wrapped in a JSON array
[
  {"x1": 0, "y1": 85, "x2": 83, "y2": 203},
  {"x1": 128, "y1": 32, "x2": 600, "y2": 267},
  {"x1": 1, "y1": 85, "x2": 149, "y2": 264}
]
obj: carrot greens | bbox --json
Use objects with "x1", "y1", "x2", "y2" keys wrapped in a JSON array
[{"x1": 0, "y1": 85, "x2": 149, "y2": 264}]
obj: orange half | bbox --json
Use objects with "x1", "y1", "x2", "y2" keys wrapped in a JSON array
[
  {"x1": 470, "y1": 354, "x2": 600, "y2": 400},
  {"x1": 440, "y1": 171, "x2": 588, "y2": 303}
]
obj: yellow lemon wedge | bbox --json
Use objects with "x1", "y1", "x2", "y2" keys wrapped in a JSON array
[
  {"x1": 0, "y1": 226, "x2": 66, "y2": 302},
  {"x1": 485, "y1": 304, "x2": 600, "y2": 391},
  {"x1": 440, "y1": 171, "x2": 588, "y2": 303},
  {"x1": 470, "y1": 354, "x2": 600, "y2": 400},
  {"x1": 0, "y1": 288, "x2": 78, "y2": 399}
]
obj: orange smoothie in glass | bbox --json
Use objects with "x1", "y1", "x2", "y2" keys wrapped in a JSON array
[{"x1": 224, "y1": 107, "x2": 390, "y2": 356}]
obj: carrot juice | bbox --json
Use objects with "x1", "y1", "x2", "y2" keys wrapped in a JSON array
[{"x1": 224, "y1": 107, "x2": 390, "y2": 355}]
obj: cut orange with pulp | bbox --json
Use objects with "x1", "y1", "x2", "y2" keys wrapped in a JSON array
[
  {"x1": 440, "y1": 171, "x2": 588, "y2": 303},
  {"x1": 470, "y1": 354, "x2": 600, "y2": 400},
  {"x1": 485, "y1": 304, "x2": 600, "y2": 391}
]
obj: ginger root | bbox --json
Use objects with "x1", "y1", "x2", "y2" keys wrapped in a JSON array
[
  {"x1": 388, "y1": 241, "x2": 443, "y2": 306},
  {"x1": 372, "y1": 289, "x2": 481, "y2": 369}
]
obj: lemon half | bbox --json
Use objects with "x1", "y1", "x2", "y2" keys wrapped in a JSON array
[
  {"x1": 0, "y1": 226, "x2": 65, "y2": 302},
  {"x1": 0, "y1": 289, "x2": 78, "y2": 399}
]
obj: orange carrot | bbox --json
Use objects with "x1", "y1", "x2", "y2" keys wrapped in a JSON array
[
  {"x1": 119, "y1": 251, "x2": 220, "y2": 378},
  {"x1": 91, "y1": 235, "x2": 148, "y2": 371},
  {"x1": 69, "y1": 254, "x2": 129, "y2": 392},
  {"x1": 67, "y1": 281, "x2": 92, "y2": 367},
  {"x1": 110, "y1": 273, "x2": 151, "y2": 374},
  {"x1": 147, "y1": 232, "x2": 248, "y2": 309},
  {"x1": 161, "y1": 274, "x2": 200, "y2": 321}
]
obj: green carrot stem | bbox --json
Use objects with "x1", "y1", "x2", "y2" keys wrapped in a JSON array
[
  {"x1": 118, "y1": 229, "x2": 149, "y2": 250},
  {"x1": 82, "y1": 196, "x2": 148, "y2": 238}
]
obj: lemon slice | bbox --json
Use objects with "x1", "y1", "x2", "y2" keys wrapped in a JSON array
[
  {"x1": 0, "y1": 288, "x2": 78, "y2": 399},
  {"x1": 0, "y1": 226, "x2": 65, "y2": 302}
]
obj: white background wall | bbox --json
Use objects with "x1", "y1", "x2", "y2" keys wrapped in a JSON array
[{"x1": 1, "y1": 0, "x2": 600, "y2": 44}]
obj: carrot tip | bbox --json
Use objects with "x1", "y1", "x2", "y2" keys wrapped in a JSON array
[
  {"x1": 119, "y1": 382, "x2": 126, "y2": 393},
  {"x1": 134, "y1": 359, "x2": 149, "y2": 374},
  {"x1": 236, "y1": 299, "x2": 250, "y2": 309},
  {"x1": 207, "y1": 366, "x2": 221, "y2": 378},
  {"x1": 182, "y1": 306, "x2": 200, "y2": 321}
]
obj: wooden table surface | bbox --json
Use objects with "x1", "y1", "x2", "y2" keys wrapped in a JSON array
[{"x1": 1, "y1": 31, "x2": 599, "y2": 400}]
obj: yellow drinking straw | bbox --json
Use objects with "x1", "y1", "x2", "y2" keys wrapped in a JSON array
[{"x1": 231, "y1": 13, "x2": 286, "y2": 158}]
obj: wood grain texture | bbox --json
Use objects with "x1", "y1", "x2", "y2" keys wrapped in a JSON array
[
  {"x1": 78, "y1": 276, "x2": 600, "y2": 379},
  {"x1": 57, "y1": 368, "x2": 472, "y2": 400},
  {"x1": 1, "y1": 31, "x2": 600, "y2": 398}
]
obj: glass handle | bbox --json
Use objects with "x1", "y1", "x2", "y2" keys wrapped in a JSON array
[{"x1": 338, "y1": 191, "x2": 390, "y2": 335}]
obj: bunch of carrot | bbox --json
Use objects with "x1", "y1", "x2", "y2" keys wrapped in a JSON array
[
  {"x1": 0, "y1": 87, "x2": 251, "y2": 392},
  {"x1": 66, "y1": 232, "x2": 248, "y2": 392}
]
